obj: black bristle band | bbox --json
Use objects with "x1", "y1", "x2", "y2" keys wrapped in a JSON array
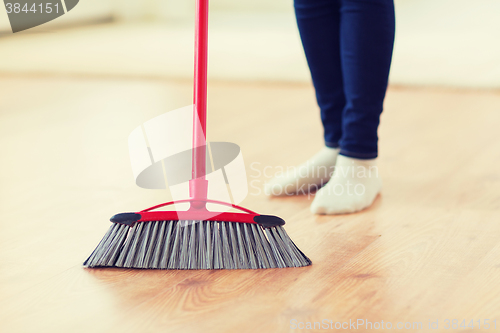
[{"x1": 84, "y1": 220, "x2": 312, "y2": 270}]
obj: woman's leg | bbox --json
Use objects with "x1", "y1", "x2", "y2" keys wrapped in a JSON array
[
  {"x1": 311, "y1": 0, "x2": 395, "y2": 214},
  {"x1": 265, "y1": 0, "x2": 345, "y2": 196},
  {"x1": 339, "y1": 0, "x2": 395, "y2": 158},
  {"x1": 295, "y1": 0, "x2": 345, "y2": 149}
]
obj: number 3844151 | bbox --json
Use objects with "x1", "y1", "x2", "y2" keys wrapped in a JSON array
[
  {"x1": 5, "y1": 3, "x2": 60, "y2": 14},
  {"x1": 444, "y1": 319, "x2": 497, "y2": 330}
]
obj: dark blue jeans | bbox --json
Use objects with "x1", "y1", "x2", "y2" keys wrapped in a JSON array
[{"x1": 294, "y1": 0, "x2": 395, "y2": 159}]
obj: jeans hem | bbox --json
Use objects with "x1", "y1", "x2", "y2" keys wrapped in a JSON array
[
  {"x1": 339, "y1": 149, "x2": 378, "y2": 160},
  {"x1": 325, "y1": 141, "x2": 340, "y2": 149}
]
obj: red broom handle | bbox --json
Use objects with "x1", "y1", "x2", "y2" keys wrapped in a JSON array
[{"x1": 190, "y1": 0, "x2": 210, "y2": 208}]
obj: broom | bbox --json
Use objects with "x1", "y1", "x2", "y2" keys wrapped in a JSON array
[{"x1": 83, "y1": 0, "x2": 311, "y2": 270}]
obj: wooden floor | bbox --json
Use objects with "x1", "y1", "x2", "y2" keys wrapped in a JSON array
[{"x1": 1, "y1": 75, "x2": 499, "y2": 333}]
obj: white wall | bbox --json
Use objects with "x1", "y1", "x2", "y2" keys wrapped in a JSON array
[
  {"x1": 0, "y1": 0, "x2": 289, "y2": 31},
  {"x1": 106, "y1": 0, "x2": 500, "y2": 88},
  {"x1": 210, "y1": 0, "x2": 292, "y2": 12},
  {"x1": 112, "y1": 0, "x2": 293, "y2": 21},
  {"x1": 1, "y1": 0, "x2": 499, "y2": 88}
]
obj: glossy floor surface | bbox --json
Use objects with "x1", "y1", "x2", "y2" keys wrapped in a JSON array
[{"x1": 1, "y1": 76, "x2": 499, "y2": 332}]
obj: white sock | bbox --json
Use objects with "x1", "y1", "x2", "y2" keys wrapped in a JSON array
[
  {"x1": 264, "y1": 147, "x2": 340, "y2": 196},
  {"x1": 310, "y1": 155, "x2": 382, "y2": 215}
]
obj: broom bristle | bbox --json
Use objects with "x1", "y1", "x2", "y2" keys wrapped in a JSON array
[{"x1": 84, "y1": 221, "x2": 311, "y2": 269}]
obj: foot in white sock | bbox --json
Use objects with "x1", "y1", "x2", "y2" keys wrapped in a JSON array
[
  {"x1": 265, "y1": 147, "x2": 339, "y2": 196},
  {"x1": 310, "y1": 155, "x2": 382, "y2": 214}
]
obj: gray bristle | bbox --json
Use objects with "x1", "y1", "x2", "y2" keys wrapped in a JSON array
[{"x1": 84, "y1": 220, "x2": 312, "y2": 269}]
